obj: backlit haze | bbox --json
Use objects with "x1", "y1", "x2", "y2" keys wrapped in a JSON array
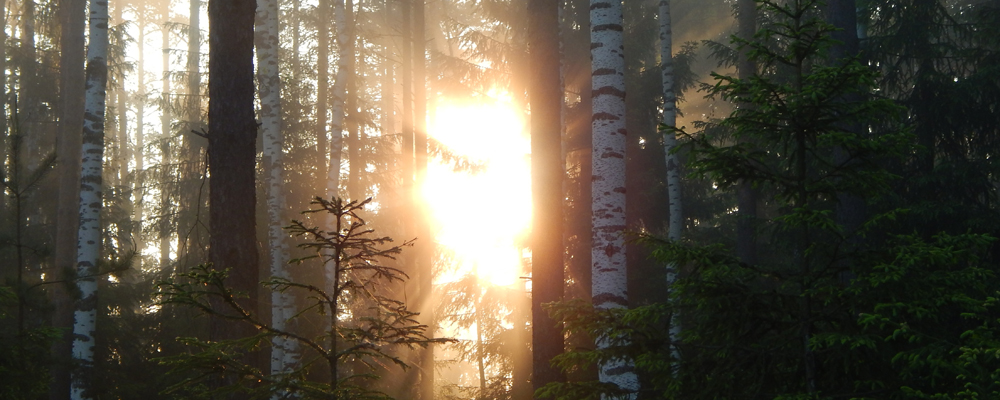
[{"x1": 423, "y1": 94, "x2": 531, "y2": 287}]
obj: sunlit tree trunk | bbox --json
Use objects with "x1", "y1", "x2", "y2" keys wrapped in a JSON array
[
  {"x1": 345, "y1": 0, "x2": 361, "y2": 200},
  {"x1": 528, "y1": 0, "x2": 565, "y2": 393},
  {"x1": 659, "y1": 0, "x2": 682, "y2": 364},
  {"x1": 69, "y1": 0, "x2": 110, "y2": 395},
  {"x1": 255, "y1": 0, "x2": 301, "y2": 389},
  {"x1": 114, "y1": 1, "x2": 130, "y2": 191},
  {"x1": 51, "y1": 0, "x2": 86, "y2": 397},
  {"x1": 589, "y1": 0, "x2": 637, "y2": 394},
  {"x1": 327, "y1": 0, "x2": 349, "y2": 200},
  {"x1": 412, "y1": 0, "x2": 435, "y2": 396},
  {"x1": 160, "y1": 0, "x2": 173, "y2": 270},
  {"x1": 316, "y1": 0, "x2": 330, "y2": 179},
  {"x1": 134, "y1": 21, "x2": 147, "y2": 268}
]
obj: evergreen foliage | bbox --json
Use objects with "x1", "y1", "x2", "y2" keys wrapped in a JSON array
[
  {"x1": 157, "y1": 197, "x2": 451, "y2": 399},
  {"x1": 540, "y1": 0, "x2": 1000, "y2": 398}
]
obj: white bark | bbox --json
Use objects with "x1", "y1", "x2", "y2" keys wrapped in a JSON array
[
  {"x1": 70, "y1": 0, "x2": 109, "y2": 396},
  {"x1": 255, "y1": 0, "x2": 301, "y2": 391},
  {"x1": 590, "y1": 0, "x2": 638, "y2": 395},
  {"x1": 659, "y1": 0, "x2": 682, "y2": 364}
]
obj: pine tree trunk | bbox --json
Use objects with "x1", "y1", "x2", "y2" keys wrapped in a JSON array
[
  {"x1": 51, "y1": 0, "x2": 86, "y2": 396},
  {"x1": 659, "y1": 0, "x2": 682, "y2": 364},
  {"x1": 345, "y1": 0, "x2": 361, "y2": 200},
  {"x1": 160, "y1": 2, "x2": 173, "y2": 270},
  {"x1": 316, "y1": 0, "x2": 330, "y2": 183},
  {"x1": 327, "y1": 0, "x2": 349, "y2": 200},
  {"x1": 69, "y1": 0, "x2": 110, "y2": 395},
  {"x1": 411, "y1": 0, "x2": 435, "y2": 397},
  {"x1": 134, "y1": 23, "x2": 147, "y2": 268},
  {"x1": 207, "y1": 0, "x2": 260, "y2": 364},
  {"x1": 255, "y1": 0, "x2": 301, "y2": 388},
  {"x1": 589, "y1": 0, "x2": 637, "y2": 393},
  {"x1": 735, "y1": 0, "x2": 757, "y2": 265},
  {"x1": 528, "y1": 0, "x2": 565, "y2": 392}
]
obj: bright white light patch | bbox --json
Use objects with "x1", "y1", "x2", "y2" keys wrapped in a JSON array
[{"x1": 423, "y1": 100, "x2": 531, "y2": 287}]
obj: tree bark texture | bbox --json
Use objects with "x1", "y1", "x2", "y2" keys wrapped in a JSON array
[
  {"x1": 590, "y1": 0, "x2": 638, "y2": 393},
  {"x1": 51, "y1": 0, "x2": 86, "y2": 397},
  {"x1": 69, "y1": 0, "x2": 109, "y2": 396},
  {"x1": 529, "y1": 0, "x2": 566, "y2": 394},
  {"x1": 255, "y1": 0, "x2": 301, "y2": 388},
  {"x1": 658, "y1": 0, "x2": 682, "y2": 363},
  {"x1": 207, "y1": 0, "x2": 260, "y2": 347}
]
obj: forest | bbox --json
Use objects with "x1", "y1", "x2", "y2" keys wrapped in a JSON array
[{"x1": 0, "y1": 0, "x2": 998, "y2": 396}]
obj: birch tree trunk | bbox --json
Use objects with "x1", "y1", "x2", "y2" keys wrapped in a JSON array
[
  {"x1": 255, "y1": 0, "x2": 301, "y2": 389},
  {"x1": 659, "y1": 0, "x2": 682, "y2": 363},
  {"x1": 590, "y1": 0, "x2": 637, "y2": 394},
  {"x1": 70, "y1": 0, "x2": 110, "y2": 396}
]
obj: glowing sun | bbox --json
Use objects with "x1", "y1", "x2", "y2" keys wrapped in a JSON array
[{"x1": 422, "y1": 98, "x2": 531, "y2": 287}]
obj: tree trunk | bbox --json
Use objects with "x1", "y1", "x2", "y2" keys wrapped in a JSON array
[
  {"x1": 316, "y1": 0, "x2": 330, "y2": 184},
  {"x1": 50, "y1": 0, "x2": 86, "y2": 397},
  {"x1": 160, "y1": 1, "x2": 173, "y2": 270},
  {"x1": 207, "y1": 0, "x2": 259, "y2": 362},
  {"x1": 735, "y1": 0, "x2": 757, "y2": 265},
  {"x1": 659, "y1": 0, "x2": 682, "y2": 364},
  {"x1": 69, "y1": 0, "x2": 109, "y2": 395},
  {"x1": 346, "y1": 0, "x2": 361, "y2": 200},
  {"x1": 528, "y1": 0, "x2": 565, "y2": 393},
  {"x1": 134, "y1": 22, "x2": 147, "y2": 269},
  {"x1": 328, "y1": 0, "x2": 349, "y2": 200},
  {"x1": 255, "y1": 0, "x2": 301, "y2": 388},
  {"x1": 589, "y1": 0, "x2": 637, "y2": 394},
  {"x1": 411, "y1": 0, "x2": 435, "y2": 396}
]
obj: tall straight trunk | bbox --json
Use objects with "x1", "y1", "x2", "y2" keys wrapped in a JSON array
[
  {"x1": 160, "y1": 1, "x2": 173, "y2": 269},
  {"x1": 327, "y1": 0, "x2": 349, "y2": 200},
  {"x1": 528, "y1": 0, "x2": 565, "y2": 393},
  {"x1": 589, "y1": 0, "x2": 636, "y2": 394},
  {"x1": 50, "y1": 0, "x2": 86, "y2": 397},
  {"x1": 380, "y1": 0, "x2": 394, "y2": 141},
  {"x1": 207, "y1": 0, "x2": 259, "y2": 360},
  {"x1": 134, "y1": 23, "x2": 147, "y2": 268},
  {"x1": 69, "y1": 0, "x2": 110, "y2": 395},
  {"x1": 178, "y1": 0, "x2": 204, "y2": 268},
  {"x1": 411, "y1": 0, "x2": 434, "y2": 397},
  {"x1": 658, "y1": 0, "x2": 681, "y2": 364},
  {"x1": 316, "y1": 0, "x2": 330, "y2": 179},
  {"x1": 346, "y1": 0, "x2": 361, "y2": 200},
  {"x1": 735, "y1": 0, "x2": 757, "y2": 265},
  {"x1": 255, "y1": 0, "x2": 301, "y2": 388},
  {"x1": 20, "y1": 0, "x2": 38, "y2": 164},
  {"x1": 115, "y1": 0, "x2": 129, "y2": 190}
]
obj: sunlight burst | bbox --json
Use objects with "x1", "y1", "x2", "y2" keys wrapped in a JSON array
[{"x1": 423, "y1": 98, "x2": 531, "y2": 287}]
